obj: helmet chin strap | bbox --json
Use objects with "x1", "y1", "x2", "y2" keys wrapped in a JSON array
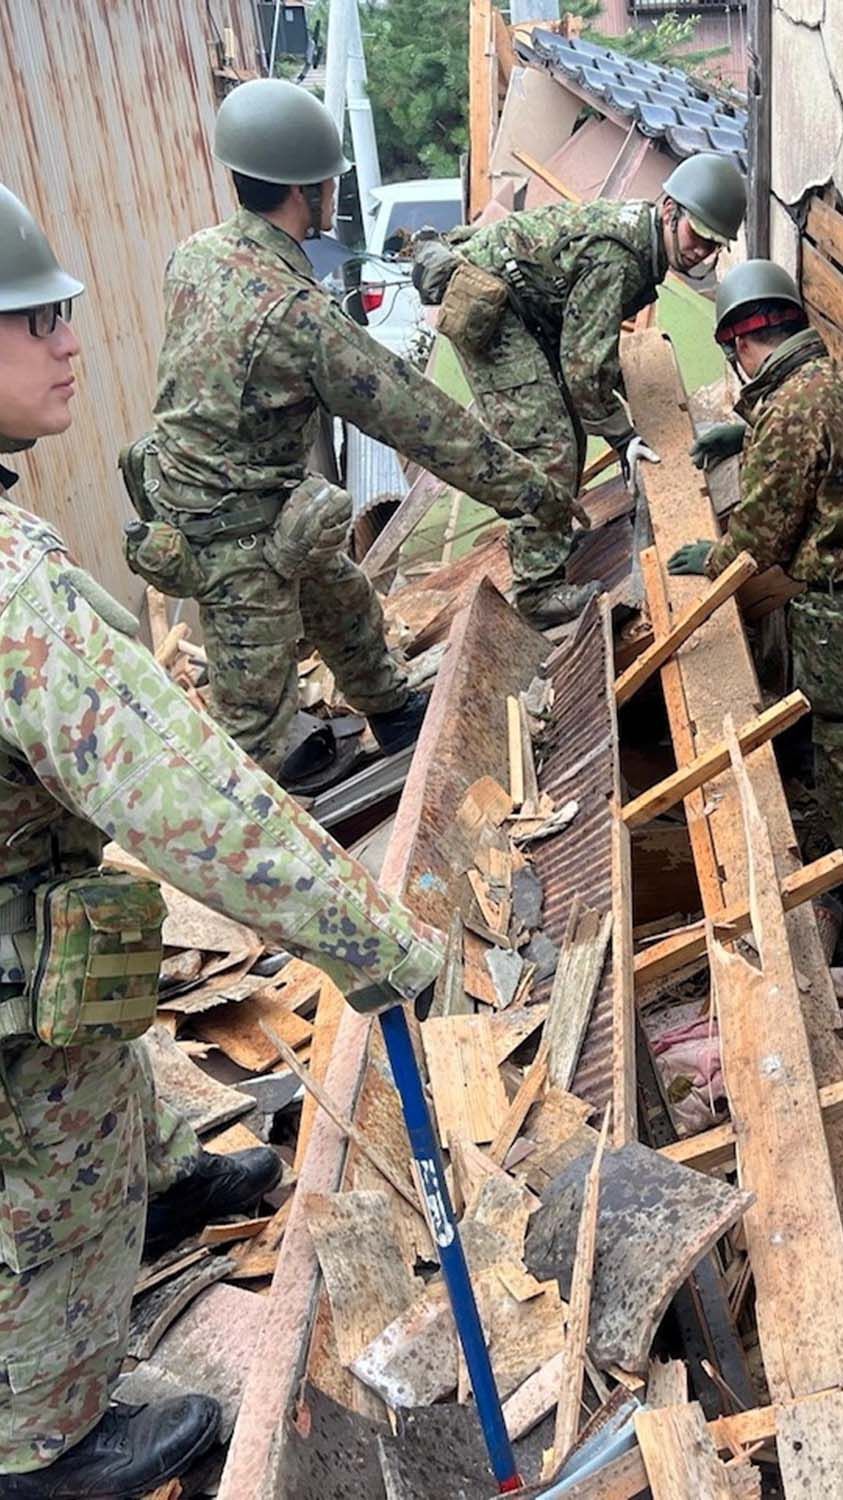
[
  {"x1": 303, "y1": 183, "x2": 323, "y2": 240},
  {"x1": 666, "y1": 205, "x2": 720, "y2": 279}
]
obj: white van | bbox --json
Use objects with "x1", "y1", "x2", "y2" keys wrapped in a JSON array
[{"x1": 358, "y1": 178, "x2": 463, "y2": 355}]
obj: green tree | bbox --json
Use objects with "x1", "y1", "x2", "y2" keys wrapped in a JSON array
[{"x1": 362, "y1": 0, "x2": 469, "y2": 178}]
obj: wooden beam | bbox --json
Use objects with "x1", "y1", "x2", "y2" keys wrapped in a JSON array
[
  {"x1": 622, "y1": 330, "x2": 842, "y2": 1106},
  {"x1": 806, "y1": 196, "x2": 843, "y2": 269},
  {"x1": 635, "y1": 1401, "x2": 739, "y2": 1498},
  {"x1": 622, "y1": 692, "x2": 809, "y2": 830},
  {"x1": 634, "y1": 850, "x2": 843, "y2": 991},
  {"x1": 708, "y1": 722, "x2": 843, "y2": 1403},
  {"x1": 511, "y1": 147, "x2": 581, "y2": 203},
  {"x1": 469, "y1": 0, "x2": 495, "y2": 220},
  {"x1": 614, "y1": 550, "x2": 758, "y2": 708},
  {"x1": 640, "y1": 545, "x2": 725, "y2": 917},
  {"x1": 662, "y1": 1079, "x2": 843, "y2": 1177}
]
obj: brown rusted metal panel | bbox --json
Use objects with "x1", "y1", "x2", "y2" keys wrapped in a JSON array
[
  {"x1": 531, "y1": 598, "x2": 618, "y2": 1110},
  {"x1": 219, "y1": 578, "x2": 544, "y2": 1499},
  {"x1": 0, "y1": 0, "x2": 254, "y2": 608}
]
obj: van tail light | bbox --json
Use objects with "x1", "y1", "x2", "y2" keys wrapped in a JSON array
[{"x1": 361, "y1": 284, "x2": 386, "y2": 314}]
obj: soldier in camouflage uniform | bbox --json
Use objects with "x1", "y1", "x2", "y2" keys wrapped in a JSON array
[
  {"x1": 0, "y1": 183, "x2": 445, "y2": 1497},
  {"x1": 413, "y1": 154, "x2": 746, "y2": 625},
  {"x1": 669, "y1": 259, "x2": 843, "y2": 855},
  {"x1": 132, "y1": 81, "x2": 575, "y2": 791}
]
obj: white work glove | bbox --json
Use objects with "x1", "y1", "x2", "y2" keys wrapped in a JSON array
[{"x1": 624, "y1": 435, "x2": 661, "y2": 491}]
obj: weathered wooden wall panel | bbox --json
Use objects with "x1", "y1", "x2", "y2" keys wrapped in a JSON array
[{"x1": 0, "y1": 0, "x2": 255, "y2": 607}]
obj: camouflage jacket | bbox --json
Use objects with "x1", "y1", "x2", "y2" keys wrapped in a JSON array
[
  {"x1": 0, "y1": 483, "x2": 444, "y2": 1001},
  {"x1": 706, "y1": 329, "x2": 843, "y2": 586},
  {"x1": 455, "y1": 201, "x2": 667, "y2": 434},
  {"x1": 153, "y1": 208, "x2": 555, "y2": 520}
]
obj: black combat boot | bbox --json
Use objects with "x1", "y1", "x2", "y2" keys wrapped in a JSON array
[
  {"x1": 144, "y1": 1146, "x2": 283, "y2": 1259},
  {"x1": 368, "y1": 689, "x2": 429, "y2": 757},
  {"x1": 515, "y1": 580, "x2": 602, "y2": 629},
  {"x1": 0, "y1": 1396, "x2": 221, "y2": 1498}
]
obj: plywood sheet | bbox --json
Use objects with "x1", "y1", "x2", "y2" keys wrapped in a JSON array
[{"x1": 422, "y1": 1015, "x2": 509, "y2": 1145}]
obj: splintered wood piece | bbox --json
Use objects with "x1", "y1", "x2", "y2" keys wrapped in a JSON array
[
  {"x1": 463, "y1": 930, "x2": 501, "y2": 1006},
  {"x1": 146, "y1": 586, "x2": 170, "y2": 655},
  {"x1": 776, "y1": 1388, "x2": 843, "y2": 1497},
  {"x1": 294, "y1": 974, "x2": 345, "y2": 1172},
  {"x1": 634, "y1": 850, "x2": 843, "y2": 991},
  {"x1": 432, "y1": 910, "x2": 472, "y2": 1018},
  {"x1": 614, "y1": 551, "x2": 757, "y2": 707},
  {"x1": 448, "y1": 1136, "x2": 511, "y2": 1218},
  {"x1": 489, "y1": 1055, "x2": 548, "y2": 1167},
  {"x1": 456, "y1": 775, "x2": 515, "y2": 834},
  {"x1": 304, "y1": 1190, "x2": 418, "y2": 1367},
  {"x1": 503, "y1": 1352, "x2": 565, "y2": 1441},
  {"x1": 128, "y1": 1254, "x2": 234, "y2": 1360},
  {"x1": 144, "y1": 1483, "x2": 182, "y2": 1500},
  {"x1": 647, "y1": 1357, "x2": 688, "y2": 1408},
  {"x1": 488, "y1": 1003, "x2": 549, "y2": 1065},
  {"x1": 350, "y1": 1282, "x2": 458, "y2": 1407},
  {"x1": 464, "y1": 1174, "x2": 533, "y2": 1260},
  {"x1": 348, "y1": 1047, "x2": 434, "y2": 1265},
  {"x1": 525, "y1": 1141, "x2": 752, "y2": 1373},
  {"x1": 545, "y1": 900, "x2": 613, "y2": 1092},
  {"x1": 507, "y1": 695, "x2": 525, "y2": 807},
  {"x1": 228, "y1": 1199, "x2": 291, "y2": 1280},
  {"x1": 421, "y1": 1015, "x2": 509, "y2": 1145},
  {"x1": 482, "y1": 1271, "x2": 568, "y2": 1401},
  {"x1": 518, "y1": 693, "x2": 540, "y2": 809},
  {"x1": 552, "y1": 1107, "x2": 611, "y2": 1469},
  {"x1": 621, "y1": 692, "x2": 809, "y2": 830},
  {"x1": 634, "y1": 1401, "x2": 736, "y2": 1498},
  {"x1": 199, "y1": 1216, "x2": 273, "y2": 1248},
  {"x1": 204, "y1": 1120, "x2": 265, "y2": 1156},
  {"x1": 514, "y1": 1090, "x2": 596, "y2": 1197},
  {"x1": 261, "y1": 1025, "x2": 423, "y2": 1219},
  {"x1": 707, "y1": 722, "x2": 843, "y2": 1403},
  {"x1": 196, "y1": 991, "x2": 313, "y2": 1073}
]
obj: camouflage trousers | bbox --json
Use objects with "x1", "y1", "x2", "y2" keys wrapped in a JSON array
[
  {"x1": 455, "y1": 309, "x2": 580, "y2": 606},
  {"x1": 196, "y1": 535, "x2": 408, "y2": 780},
  {"x1": 0, "y1": 1033, "x2": 199, "y2": 1473},
  {"x1": 790, "y1": 592, "x2": 843, "y2": 852}
]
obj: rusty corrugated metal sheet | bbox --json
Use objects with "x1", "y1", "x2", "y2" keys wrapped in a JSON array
[
  {"x1": 0, "y1": 0, "x2": 256, "y2": 608},
  {"x1": 532, "y1": 596, "x2": 617, "y2": 1110}
]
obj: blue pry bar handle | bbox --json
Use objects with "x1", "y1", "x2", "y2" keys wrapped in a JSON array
[{"x1": 378, "y1": 1003, "x2": 522, "y2": 1492}]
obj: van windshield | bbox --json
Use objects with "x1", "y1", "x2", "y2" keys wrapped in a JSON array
[{"x1": 384, "y1": 198, "x2": 462, "y2": 240}]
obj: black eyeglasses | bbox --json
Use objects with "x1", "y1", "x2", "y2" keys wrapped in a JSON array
[{"x1": 22, "y1": 301, "x2": 74, "y2": 339}]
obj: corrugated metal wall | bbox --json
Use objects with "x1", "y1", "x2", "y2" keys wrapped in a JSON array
[{"x1": 0, "y1": 0, "x2": 258, "y2": 608}]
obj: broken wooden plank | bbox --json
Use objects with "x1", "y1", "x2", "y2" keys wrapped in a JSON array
[
  {"x1": 304, "y1": 1190, "x2": 417, "y2": 1366},
  {"x1": 294, "y1": 975, "x2": 345, "y2": 1172},
  {"x1": 488, "y1": 1054, "x2": 548, "y2": 1167},
  {"x1": 351, "y1": 1281, "x2": 458, "y2": 1407},
  {"x1": 634, "y1": 1401, "x2": 739, "y2": 1498},
  {"x1": 707, "y1": 723, "x2": 843, "y2": 1402},
  {"x1": 196, "y1": 990, "x2": 313, "y2": 1072},
  {"x1": 612, "y1": 807, "x2": 636, "y2": 1148},
  {"x1": 546, "y1": 900, "x2": 613, "y2": 1093},
  {"x1": 614, "y1": 550, "x2": 757, "y2": 708},
  {"x1": 647, "y1": 1357, "x2": 688, "y2": 1407},
  {"x1": 552, "y1": 1108, "x2": 611, "y2": 1469},
  {"x1": 141, "y1": 1024, "x2": 253, "y2": 1136},
  {"x1": 623, "y1": 329, "x2": 843, "y2": 1139},
  {"x1": 525, "y1": 1141, "x2": 751, "y2": 1372},
  {"x1": 507, "y1": 694, "x2": 525, "y2": 807},
  {"x1": 421, "y1": 1014, "x2": 509, "y2": 1145},
  {"x1": 262, "y1": 1025, "x2": 423, "y2": 1219},
  {"x1": 621, "y1": 692, "x2": 810, "y2": 831},
  {"x1": 776, "y1": 1388, "x2": 843, "y2": 1498},
  {"x1": 634, "y1": 850, "x2": 843, "y2": 991}
]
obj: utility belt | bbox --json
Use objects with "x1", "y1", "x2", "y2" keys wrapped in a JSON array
[
  {"x1": 118, "y1": 435, "x2": 294, "y2": 598},
  {"x1": 0, "y1": 870, "x2": 165, "y2": 1048}
]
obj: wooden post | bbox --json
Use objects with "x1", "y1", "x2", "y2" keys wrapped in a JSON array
[{"x1": 469, "y1": 0, "x2": 494, "y2": 219}]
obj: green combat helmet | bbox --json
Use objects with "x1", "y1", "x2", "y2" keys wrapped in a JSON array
[
  {"x1": 0, "y1": 183, "x2": 84, "y2": 312},
  {"x1": 714, "y1": 259, "x2": 804, "y2": 343},
  {"x1": 213, "y1": 78, "x2": 351, "y2": 186},
  {"x1": 662, "y1": 152, "x2": 746, "y2": 246}
]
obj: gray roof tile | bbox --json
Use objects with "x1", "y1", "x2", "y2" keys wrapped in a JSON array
[{"x1": 522, "y1": 28, "x2": 748, "y2": 165}]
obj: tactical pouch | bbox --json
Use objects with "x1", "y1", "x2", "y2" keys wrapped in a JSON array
[
  {"x1": 28, "y1": 873, "x2": 165, "y2": 1047},
  {"x1": 124, "y1": 519, "x2": 204, "y2": 598},
  {"x1": 437, "y1": 261, "x2": 509, "y2": 353}
]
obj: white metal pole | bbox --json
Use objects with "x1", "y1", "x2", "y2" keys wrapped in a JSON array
[
  {"x1": 324, "y1": 0, "x2": 350, "y2": 133},
  {"x1": 346, "y1": 0, "x2": 382, "y2": 246},
  {"x1": 268, "y1": 0, "x2": 283, "y2": 75}
]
